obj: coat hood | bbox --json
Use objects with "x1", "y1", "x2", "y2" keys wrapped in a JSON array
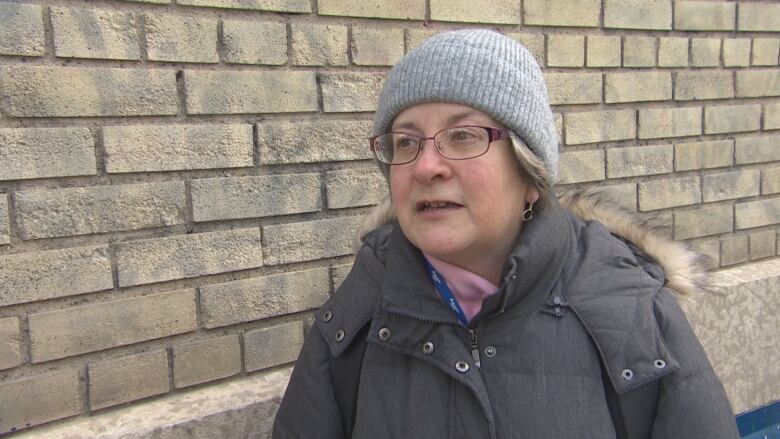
[{"x1": 357, "y1": 188, "x2": 707, "y2": 299}]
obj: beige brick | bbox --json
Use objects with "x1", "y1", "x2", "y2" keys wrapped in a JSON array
[
  {"x1": 691, "y1": 38, "x2": 721, "y2": 67},
  {"x1": 704, "y1": 104, "x2": 761, "y2": 135},
  {"x1": 51, "y1": 7, "x2": 139, "y2": 60},
  {"x1": 173, "y1": 335, "x2": 240, "y2": 388},
  {"x1": 89, "y1": 350, "x2": 169, "y2": 410},
  {"x1": 0, "y1": 246, "x2": 112, "y2": 307},
  {"x1": 593, "y1": 183, "x2": 637, "y2": 211},
  {"x1": 607, "y1": 145, "x2": 673, "y2": 178},
  {"x1": 223, "y1": 20, "x2": 287, "y2": 65},
  {"x1": 738, "y1": 2, "x2": 780, "y2": 32},
  {"x1": 185, "y1": 70, "x2": 317, "y2": 114},
  {"x1": 703, "y1": 170, "x2": 760, "y2": 202},
  {"x1": 0, "y1": 66, "x2": 177, "y2": 117},
  {"x1": 244, "y1": 321, "x2": 304, "y2": 372},
  {"x1": 321, "y1": 72, "x2": 385, "y2": 113},
  {"x1": 762, "y1": 166, "x2": 780, "y2": 195},
  {"x1": 557, "y1": 150, "x2": 605, "y2": 184},
  {"x1": 723, "y1": 38, "x2": 751, "y2": 67},
  {"x1": 736, "y1": 135, "x2": 780, "y2": 164},
  {"x1": 690, "y1": 240, "x2": 719, "y2": 269},
  {"x1": 192, "y1": 174, "x2": 321, "y2": 222},
  {"x1": 201, "y1": 268, "x2": 329, "y2": 328},
  {"x1": 332, "y1": 262, "x2": 353, "y2": 289},
  {"x1": 545, "y1": 72, "x2": 602, "y2": 105},
  {"x1": 721, "y1": 235, "x2": 748, "y2": 266},
  {"x1": 605, "y1": 72, "x2": 671, "y2": 103},
  {"x1": 258, "y1": 120, "x2": 373, "y2": 164},
  {"x1": 176, "y1": 0, "x2": 310, "y2": 12},
  {"x1": 564, "y1": 109, "x2": 636, "y2": 145},
  {"x1": 507, "y1": 32, "x2": 545, "y2": 65},
  {"x1": 674, "y1": 1, "x2": 735, "y2": 31},
  {"x1": 0, "y1": 317, "x2": 21, "y2": 370},
  {"x1": 658, "y1": 37, "x2": 689, "y2": 67},
  {"x1": 351, "y1": 28, "x2": 403, "y2": 66},
  {"x1": 766, "y1": 103, "x2": 780, "y2": 130},
  {"x1": 116, "y1": 229, "x2": 264, "y2": 287},
  {"x1": 547, "y1": 34, "x2": 584, "y2": 67},
  {"x1": 263, "y1": 216, "x2": 361, "y2": 265},
  {"x1": 587, "y1": 36, "x2": 621, "y2": 67},
  {"x1": 638, "y1": 176, "x2": 701, "y2": 211},
  {"x1": 674, "y1": 139, "x2": 734, "y2": 171},
  {"x1": 736, "y1": 70, "x2": 780, "y2": 98},
  {"x1": 16, "y1": 182, "x2": 185, "y2": 240},
  {"x1": 674, "y1": 205, "x2": 733, "y2": 240},
  {"x1": 29, "y1": 289, "x2": 196, "y2": 363},
  {"x1": 675, "y1": 71, "x2": 733, "y2": 101},
  {"x1": 430, "y1": 0, "x2": 520, "y2": 24},
  {"x1": 752, "y1": 39, "x2": 780, "y2": 66},
  {"x1": 0, "y1": 3, "x2": 44, "y2": 56},
  {"x1": 624, "y1": 37, "x2": 656, "y2": 67},
  {"x1": 749, "y1": 230, "x2": 776, "y2": 260},
  {"x1": 524, "y1": 0, "x2": 599, "y2": 27},
  {"x1": 604, "y1": 0, "x2": 672, "y2": 30},
  {"x1": 144, "y1": 13, "x2": 217, "y2": 63},
  {"x1": 407, "y1": 29, "x2": 439, "y2": 52},
  {"x1": 318, "y1": 0, "x2": 423, "y2": 19},
  {"x1": 554, "y1": 113, "x2": 564, "y2": 141},
  {"x1": 0, "y1": 369, "x2": 80, "y2": 435},
  {"x1": 736, "y1": 198, "x2": 780, "y2": 229},
  {"x1": 104, "y1": 124, "x2": 252, "y2": 173},
  {"x1": 638, "y1": 107, "x2": 702, "y2": 139},
  {"x1": 326, "y1": 168, "x2": 387, "y2": 209},
  {"x1": 0, "y1": 128, "x2": 97, "y2": 181},
  {"x1": 291, "y1": 23, "x2": 347, "y2": 66},
  {"x1": 0, "y1": 196, "x2": 8, "y2": 245}
]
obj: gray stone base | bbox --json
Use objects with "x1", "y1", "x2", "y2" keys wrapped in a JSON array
[
  {"x1": 13, "y1": 258, "x2": 780, "y2": 437},
  {"x1": 14, "y1": 369, "x2": 291, "y2": 439}
]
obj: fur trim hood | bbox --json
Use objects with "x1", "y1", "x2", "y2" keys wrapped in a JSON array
[{"x1": 357, "y1": 188, "x2": 707, "y2": 299}]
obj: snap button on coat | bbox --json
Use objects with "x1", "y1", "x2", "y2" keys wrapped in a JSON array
[
  {"x1": 455, "y1": 361, "x2": 469, "y2": 373},
  {"x1": 323, "y1": 310, "x2": 333, "y2": 322},
  {"x1": 621, "y1": 368, "x2": 634, "y2": 380},
  {"x1": 378, "y1": 327, "x2": 391, "y2": 341},
  {"x1": 654, "y1": 359, "x2": 666, "y2": 369},
  {"x1": 335, "y1": 329, "x2": 345, "y2": 342},
  {"x1": 422, "y1": 341, "x2": 434, "y2": 354},
  {"x1": 484, "y1": 346, "x2": 497, "y2": 357}
]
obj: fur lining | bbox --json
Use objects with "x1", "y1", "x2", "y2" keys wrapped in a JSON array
[{"x1": 356, "y1": 188, "x2": 707, "y2": 298}]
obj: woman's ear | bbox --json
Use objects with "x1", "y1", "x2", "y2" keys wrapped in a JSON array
[{"x1": 526, "y1": 188, "x2": 540, "y2": 204}]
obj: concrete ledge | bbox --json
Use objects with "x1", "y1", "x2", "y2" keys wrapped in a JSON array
[
  {"x1": 15, "y1": 368, "x2": 291, "y2": 439},
  {"x1": 686, "y1": 258, "x2": 780, "y2": 414}
]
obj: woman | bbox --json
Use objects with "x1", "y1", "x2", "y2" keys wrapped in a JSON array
[{"x1": 273, "y1": 29, "x2": 739, "y2": 439}]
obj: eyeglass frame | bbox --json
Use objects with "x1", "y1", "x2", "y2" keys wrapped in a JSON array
[{"x1": 368, "y1": 125, "x2": 509, "y2": 165}]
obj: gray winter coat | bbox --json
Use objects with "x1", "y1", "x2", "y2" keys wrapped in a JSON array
[{"x1": 273, "y1": 195, "x2": 739, "y2": 439}]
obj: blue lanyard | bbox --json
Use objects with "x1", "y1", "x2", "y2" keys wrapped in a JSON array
[{"x1": 423, "y1": 258, "x2": 469, "y2": 327}]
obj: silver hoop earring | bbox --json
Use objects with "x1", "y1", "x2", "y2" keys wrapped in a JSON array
[{"x1": 522, "y1": 201, "x2": 535, "y2": 222}]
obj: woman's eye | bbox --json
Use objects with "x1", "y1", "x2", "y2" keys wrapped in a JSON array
[
  {"x1": 448, "y1": 128, "x2": 479, "y2": 142},
  {"x1": 395, "y1": 137, "x2": 417, "y2": 149}
]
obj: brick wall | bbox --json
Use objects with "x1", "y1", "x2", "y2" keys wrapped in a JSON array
[{"x1": 0, "y1": 0, "x2": 779, "y2": 435}]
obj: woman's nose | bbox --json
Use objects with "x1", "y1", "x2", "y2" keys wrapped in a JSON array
[{"x1": 412, "y1": 138, "x2": 451, "y2": 181}]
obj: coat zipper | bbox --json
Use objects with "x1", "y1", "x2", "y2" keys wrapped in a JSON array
[{"x1": 469, "y1": 329, "x2": 481, "y2": 369}]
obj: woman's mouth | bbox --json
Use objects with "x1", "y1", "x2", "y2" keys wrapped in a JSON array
[{"x1": 417, "y1": 201, "x2": 463, "y2": 212}]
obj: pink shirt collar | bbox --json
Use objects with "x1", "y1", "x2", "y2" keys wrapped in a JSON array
[{"x1": 423, "y1": 253, "x2": 499, "y2": 322}]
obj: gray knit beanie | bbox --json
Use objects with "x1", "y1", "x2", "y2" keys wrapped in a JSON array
[{"x1": 373, "y1": 29, "x2": 558, "y2": 181}]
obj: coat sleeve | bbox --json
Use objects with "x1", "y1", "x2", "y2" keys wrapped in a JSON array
[
  {"x1": 650, "y1": 288, "x2": 740, "y2": 439},
  {"x1": 272, "y1": 323, "x2": 346, "y2": 439}
]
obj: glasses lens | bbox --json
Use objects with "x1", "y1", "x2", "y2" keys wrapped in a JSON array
[
  {"x1": 373, "y1": 133, "x2": 419, "y2": 164},
  {"x1": 436, "y1": 127, "x2": 490, "y2": 159}
]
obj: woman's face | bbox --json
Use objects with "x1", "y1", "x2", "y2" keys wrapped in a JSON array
[{"x1": 389, "y1": 102, "x2": 539, "y2": 281}]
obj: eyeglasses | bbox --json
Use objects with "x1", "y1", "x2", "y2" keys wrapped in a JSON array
[{"x1": 369, "y1": 126, "x2": 508, "y2": 165}]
